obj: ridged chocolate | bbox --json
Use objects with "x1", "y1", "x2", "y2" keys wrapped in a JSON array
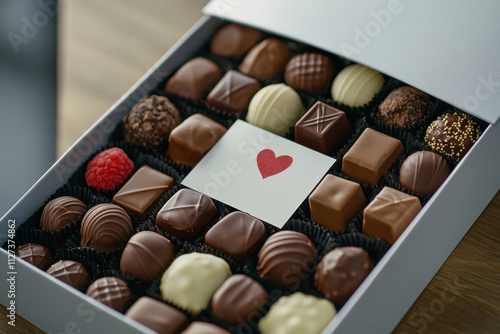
[
  {"x1": 181, "y1": 322, "x2": 230, "y2": 334},
  {"x1": 284, "y1": 53, "x2": 335, "y2": 92},
  {"x1": 125, "y1": 296, "x2": 188, "y2": 334},
  {"x1": 378, "y1": 86, "x2": 432, "y2": 129},
  {"x1": 256, "y1": 231, "x2": 317, "y2": 289},
  {"x1": 156, "y1": 189, "x2": 217, "y2": 240},
  {"x1": 425, "y1": 112, "x2": 482, "y2": 160},
  {"x1": 314, "y1": 247, "x2": 374, "y2": 304},
  {"x1": 46, "y1": 260, "x2": 90, "y2": 290},
  {"x1": 80, "y1": 204, "x2": 133, "y2": 252},
  {"x1": 205, "y1": 212, "x2": 267, "y2": 262},
  {"x1": 15, "y1": 243, "x2": 53, "y2": 270},
  {"x1": 120, "y1": 231, "x2": 175, "y2": 282},
  {"x1": 123, "y1": 95, "x2": 181, "y2": 147},
  {"x1": 210, "y1": 23, "x2": 262, "y2": 57},
  {"x1": 238, "y1": 38, "x2": 291, "y2": 79},
  {"x1": 40, "y1": 196, "x2": 87, "y2": 232},
  {"x1": 399, "y1": 151, "x2": 451, "y2": 196},
  {"x1": 211, "y1": 274, "x2": 269, "y2": 326},
  {"x1": 86, "y1": 276, "x2": 132, "y2": 312}
]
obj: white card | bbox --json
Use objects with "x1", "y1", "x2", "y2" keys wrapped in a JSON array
[{"x1": 182, "y1": 120, "x2": 336, "y2": 228}]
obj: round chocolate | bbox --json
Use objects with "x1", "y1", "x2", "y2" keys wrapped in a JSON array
[
  {"x1": 210, "y1": 23, "x2": 262, "y2": 57},
  {"x1": 331, "y1": 64, "x2": 384, "y2": 107},
  {"x1": 256, "y1": 230, "x2": 317, "y2": 289},
  {"x1": 182, "y1": 322, "x2": 230, "y2": 334},
  {"x1": 399, "y1": 151, "x2": 451, "y2": 196},
  {"x1": 120, "y1": 231, "x2": 175, "y2": 282},
  {"x1": 40, "y1": 196, "x2": 87, "y2": 231},
  {"x1": 15, "y1": 243, "x2": 53, "y2": 270},
  {"x1": 46, "y1": 260, "x2": 90, "y2": 290},
  {"x1": 123, "y1": 95, "x2": 181, "y2": 147},
  {"x1": 238, "y1": 38, "x2": 291, "y2": 79},
  {"x1": 314, "y1": 247, "x2": 374, "y2": 304},
  {"x1": 284, "y1": 53, "x2": 335, "y2": 92},
  {"x1": 80, "y1": 204, "x2": 133, "y2": 252},
  {"x1": 211, "y1": 274, "x2": 269, "y2": 325},
  {"x1": 425, "y1": 112, "x2": 482, "y2": 160},
  {"x1": 378, "y1": 86, "x2": 432, "y2": 129},
  {"x1": 86, "y1": 276, "x2": 132, "y2": 312}
]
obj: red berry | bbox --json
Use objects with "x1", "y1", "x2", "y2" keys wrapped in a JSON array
[{"x1": 85, "y1": 148, "x2": 134, "y2": 191}]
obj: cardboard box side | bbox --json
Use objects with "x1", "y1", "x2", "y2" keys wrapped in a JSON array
[
  {"x1": 204, "y1": 0, "x2": 500, "y2": 124},
  {"x1": 324, "y1": 122, "x2": 500, "y2": 333}
]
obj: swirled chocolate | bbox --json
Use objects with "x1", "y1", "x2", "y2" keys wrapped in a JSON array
[
  {"x1": 40, "y1": 196, "x2": 86, "y2": 231},
  {"x1": 256, "y1": 231, "x2": 317, "y2": 289},
  {"x1": 80, "y1": 204, "x2": 133, "y2": 252},
  {"x1": 46, "y1": 260, "x2": 90, "y2": 290},
  {"x1": 86, "y1": 276, "x2": 132, "y2": 312}
]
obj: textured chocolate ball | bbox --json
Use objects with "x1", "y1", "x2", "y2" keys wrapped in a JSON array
[
  {"x1": 284, "y1": 53, "x2": 335, "y2": 92},
  {"x1": 123, "y1": 95, "x2": 181, "y2": 147},
  {"x1": 120, "y1": 231, "x2": 175, "y2": 282},
  {"x1": 425, "y1": 113, "x2": 482, "y2": 160},
  {"x1": 40, "y1": 196, "x2": 87, "y2": 231},
  {"x1": 15, "y1": 243, "x2": 53, "y2": 270},
  {"x1": 80, "y1": 204, "x2": 133, "y2": 252},
  {"x1": 399, "y1": 151, "x2": 451, "y2": 196},
  {"x1": 46, "y1": 260, "x2": 90, "y2": 290},
  {"x1": 314, "y1": 247, "x2": 374, "y2": 304},
  {"x1": 378, "y1": 86, "x2": 432, "y2": 129},
  {"x1": 86, "y1": 277, "x2": 132, "y2": 312},
  {"x1": 256, "y1": 231, "x2": 317, "y2": 289}
]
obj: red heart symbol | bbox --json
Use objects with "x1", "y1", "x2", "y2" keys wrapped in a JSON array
[{"x1": 257, "y1": 149, "x2": 293, "y2": 179}]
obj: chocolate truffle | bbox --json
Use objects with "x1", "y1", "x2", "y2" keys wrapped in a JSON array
[
  {"x1": 309, "y1": 175, "x2": 367, "y2": 232},
  {"x1": 120, "y1": 231, "x2": 175, "y2": 282},
  {"x1": 256, "y1": 230, "x2": 317, "y2": 289},
  {"x1": 399, "y1": 151, "x2": 451, "y2": 196},
  {"x1": 165, "y1": 57, "x2": 222, "y2": 100},
  {"x1": 425, "y1": 112, "x2": 482, "y2": 160},
  {"x1": 123, "y1": 95, "x2": 181, "y2": 147},
  {"x1": 342, "y1": 128, "x2": 404, "y2": 185},
  {"x1": 206, "y1": 70, "x2": 261, "y2": 113},
  {"x1": 125, "y1": 296, "x2": 188, "y2": 334},
  {"x1": 314, "y1": 247, "x2": 374, "y2": 304},
  {"x1": 284, "y1": 53, "x2": 335, "y2": 92},
  {"x1": 80, "y1": 204, "x2": 133, "y2": 252},
  {"x1": 211, "y1": 274, "x2": 269, "y2": 326},
  {"x1": 40, "y1": 196, "x2": 87, "y2": 231},
  {"x1": 295, "y1": 101, "x2": 351, "y2": 153},
  {"x1": 15, "y1": 243, "x2": 53, "y2": 270},
  {"x1": 238, "y1": 38, "x2": 291, "y2": 79},
  {"x1": 181, "y1": 322, "x2": 230, "y2": 334},
  {"x1": 363, "y1": 187, "x2": 422, "y2": 245},
  {"x1": 378, "y1": 86, "x2": 432, "y2": 129},
  {"x1": 86, "y1": 276, "x2": 132, "y2": 312},
  {"x1": 258, "y1": 292, "x2": 336, "y2": 334},
  {"x1": 205, "y1": 212, "x2": 267, "y2": 262},
  {"x1": 168, "y1": 114, "x2": 227, "y2": 167},
  {"x1": 160, "y1": 253, "x2": 231, "y2": 315},
  {"x1": 210, "y1": 23, "x2": 262, "y2": 57},
  {"x1": 46, "y1": 260, "x2": 90, "y2": 290},
  {"x1": 113, "y1": 166, "x2": 175, "y2": 218},
  {"x1": 331, "y1": 64, "x2": 384, "y2": 107},
  {"x1": 246, "y1": 84, "x2": 305, "y2": 136},
  {"x1": 156, "y1": 189, "x2": 217, "y2": 240}
]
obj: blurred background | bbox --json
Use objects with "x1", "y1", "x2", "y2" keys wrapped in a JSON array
[{"x1": 0, "y1": 0, "x2": 208, "y2": 218}]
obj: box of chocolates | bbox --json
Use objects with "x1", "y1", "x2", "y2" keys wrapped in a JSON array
[{"x1": 1, "y1": 1, "x2": 500, "y2": 333}]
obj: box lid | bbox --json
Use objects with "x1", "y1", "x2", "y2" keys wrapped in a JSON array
[{"x1": 204, "y1": 0, "x2": 500, "y2": 124}]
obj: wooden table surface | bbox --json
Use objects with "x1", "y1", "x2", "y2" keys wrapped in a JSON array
[{"x1": 2, "y1": 1, "x2": 499, "y2": 333}]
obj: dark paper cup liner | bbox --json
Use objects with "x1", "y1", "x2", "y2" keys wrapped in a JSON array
[{"x1": 336, "y1": 232, "x2": 390, "y2": 264}]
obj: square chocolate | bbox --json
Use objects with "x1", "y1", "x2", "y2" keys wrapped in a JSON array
[
  {"x1": 342, "y1": 128, "x2": 403, "y2": 184},
  {"x1": 206, "y1": 70, "x2": 261, "y2": 113},
  {"x1": 309, "y1": 175, "x2": 367, "y2": 232},
  {"x1": 168, "y1": 114, "x2": 227, "y2": 167},
  {"x1": 363, "y1": 186, "x2": 422, "y2": 245},
  {"x1": 113, "y1": 165, "x2": 174, "y2": 218},
  {"x1": 156, "y1": 188, "x2": 217, "y2": 240},
  {"x1": 164, "y1": 57, "x2": 222, "y2": 100},
  {"x1": 205, "y1": 211, "x2": 267, "y2": 262},
  {"x1": 295, "y1": 101, "x2": 351, "y2": 153}
]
